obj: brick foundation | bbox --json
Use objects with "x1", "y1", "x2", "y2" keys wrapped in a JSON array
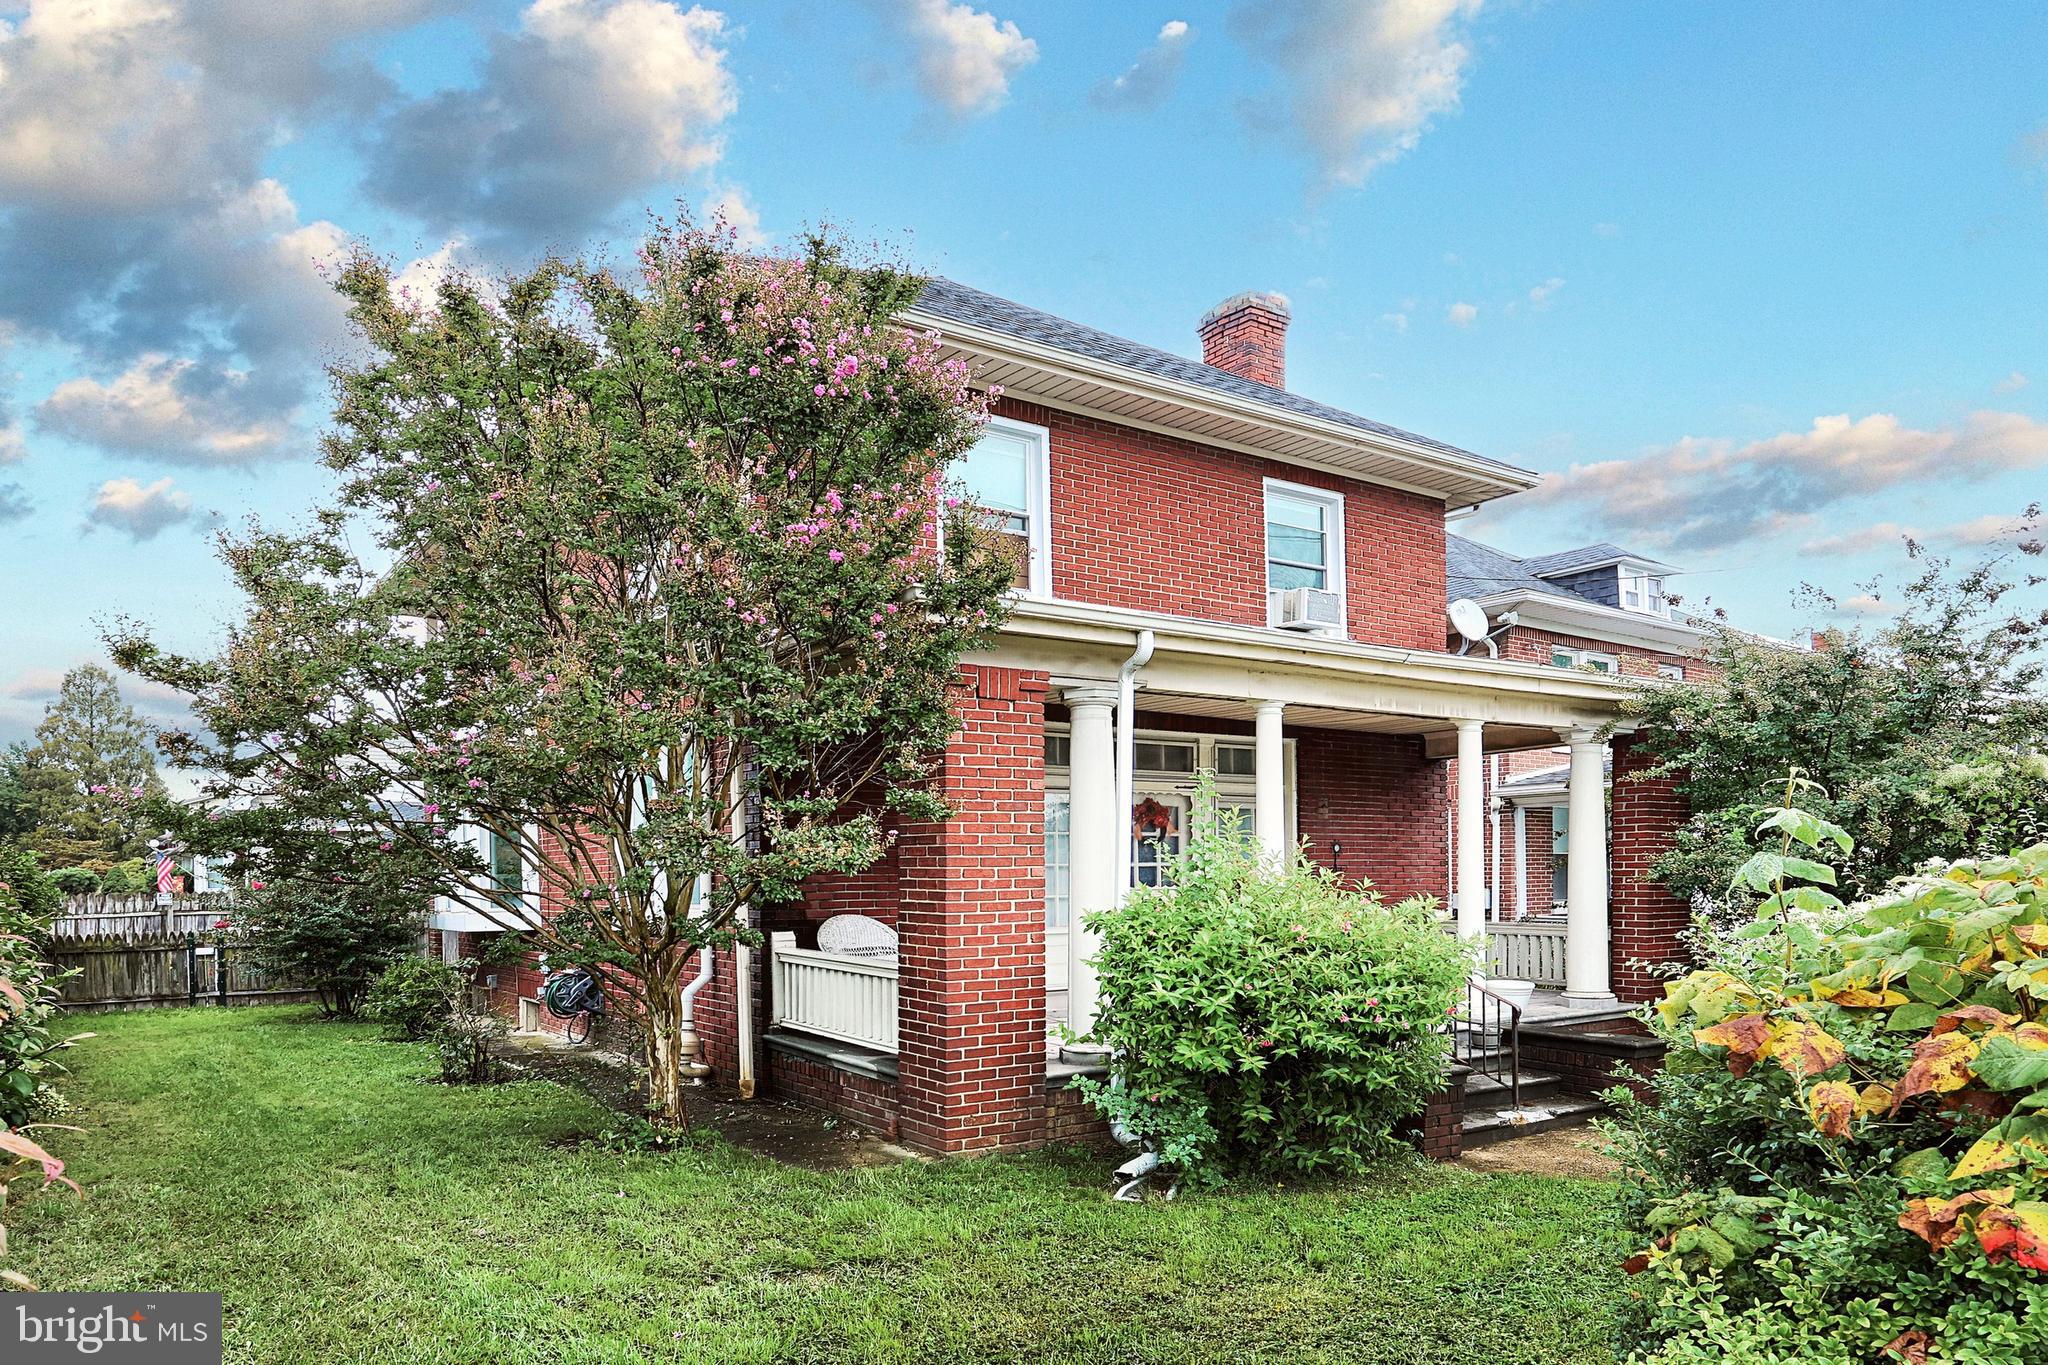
[
  {"x1": 1403, "y1": 1066, "x2": 1470, "y2": 1161},
  {"x1": 1519, "y1": 1018, "x2": 1665, "y2": 1103}
]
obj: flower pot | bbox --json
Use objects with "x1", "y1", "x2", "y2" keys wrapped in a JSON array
[{"x1": 1485, "y1": 977, "x2": 1537, "y2": 1016}]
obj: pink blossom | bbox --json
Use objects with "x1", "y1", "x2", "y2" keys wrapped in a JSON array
[
  {"x1": 250, "y1": 880, "x2": 266, "y2": 891},
  {"x1": 813, "y1": 384, "x2": 827, "y2": 396},
  {"x1": 828, "y1": 549, "x2": 844, "y2": 563}
]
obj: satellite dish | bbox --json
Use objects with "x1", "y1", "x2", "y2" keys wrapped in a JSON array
[{"x1": 1448, "y1": 598, "x2": 1490, "y2": 642}]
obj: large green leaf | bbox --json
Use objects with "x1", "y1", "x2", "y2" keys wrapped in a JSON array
[{"x1": 1973, "y1": 1035, "x2": 2048, "y2": 1092}]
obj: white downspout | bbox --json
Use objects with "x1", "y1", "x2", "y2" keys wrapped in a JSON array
[
  {"x1": 676, "y1": 872, "x2": 715, "y2": 1086},
  {"x1": 1105, "y1": 629, "x2": 1155, "y2": 1140},
  {"x1": 1113, "y1": 629, "x2": 1156, "y2": 898}
]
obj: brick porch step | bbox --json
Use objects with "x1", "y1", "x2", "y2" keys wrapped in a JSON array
[{"x1": 1460, "y1": 1069, "x2": 1608, "y2": 1147}]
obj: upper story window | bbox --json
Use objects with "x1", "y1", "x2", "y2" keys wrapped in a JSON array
[
  {"x1": 1263, "y1": 479, "x2": 1346, "y2": 633},
  {"x1": 1550, "y1": 646, "x2": 1618, "y2": 675},
  {"x1": 1656, "y1": 662, "x2": 1685, "y2": 681},
  {"x1": 952, "y1": 415, "x2": 1051, "y2": 596},
  {"x1": 1620, "y1": 570, "x2": 1669, "y2": 617}
]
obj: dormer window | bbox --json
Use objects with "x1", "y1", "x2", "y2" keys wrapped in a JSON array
[
  {"x1": 952, "y1": 415, "x2": 1051, "y2": 596},
  {"x1": 1620, "y1": 570, "x2": 1668, "y2": 617}
]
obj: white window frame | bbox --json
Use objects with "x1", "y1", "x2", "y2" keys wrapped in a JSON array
[
  {"x1": 1261, "y1": 477, "x2": 1346, "y2": 636},
  {"x1": 953, "y1": 414, "x2": 1053, "y2": 599},
  {"x1": 1619, "y1": 567, "x2": 1670, "y2": 618},
  {"x1": 1655, "y1": 662, "x2": 1685, "y2": 681},
  {"x1": 1550, "y1": 645, "x2": 1619, "y2": 675}
]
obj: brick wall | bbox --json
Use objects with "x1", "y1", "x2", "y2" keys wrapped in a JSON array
[
  {"x1": 1498, "y1": 625, "x2": 1714, "y2": 682},
  {"x1": 895, "y1": 664, "x2": 1052, "y2": 1154},
  {"x1": 1609, "y1": 734, "x2": 1693, "y2": 1002},
  {"x1": 995, "y1": 397, "x2": 1448, "y2": 651},
  {"x1": 1294, "y1": 727, "x2": 1450, "y2": 903}
]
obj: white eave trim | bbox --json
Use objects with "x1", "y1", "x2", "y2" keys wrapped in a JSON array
[
  {"x1": 1475, "y1": 588, "x2": 1706, "y2": 654},
  {"x1": 998, "y1": 596, "x2": 1637, "y2": 707},
  {"x1": 903, "y1": 307, "x2": 1540, "y2": 508}
]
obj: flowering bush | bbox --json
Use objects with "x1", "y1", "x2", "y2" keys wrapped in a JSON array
[
  {"x1": 232, "y1": 874, "x2": 423, "y2": 1019},
  {"x1": 1074, "y1": 801, "x2": 1470, "y2": 1185},
  {"x1": 111, "y1": 217, "x2": 1018, "y2": 1128},
  {"x1": 1607, "y1": 777, "x2": 2048, "y2": 1364}
]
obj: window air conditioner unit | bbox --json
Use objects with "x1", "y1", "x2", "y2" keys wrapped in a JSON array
[{"x1": 1275, "y1": 587, "x2": 1344, "y2": 631}]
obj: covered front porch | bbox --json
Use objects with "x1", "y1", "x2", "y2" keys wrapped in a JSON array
[{"x1": 750, "y1": 601, "x2": 1688, "y2": 1153}]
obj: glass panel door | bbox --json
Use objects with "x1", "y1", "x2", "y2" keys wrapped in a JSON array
[
  {"x1": 1045, "y1": 792, "x2": 1070, "y2": 993},
  {"x1": 1131, "y1": 791, "x2": 1189, "y2": 888}
]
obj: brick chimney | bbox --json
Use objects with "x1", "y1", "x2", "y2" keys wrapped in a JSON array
[{"x1": 1198, "y1": 291, "x2": 1291, "y2": 389}]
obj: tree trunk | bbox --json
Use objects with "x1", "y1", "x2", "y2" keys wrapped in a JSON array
[{"x1": 642, "y1": 970, "x2": 690, "y2": 1130}]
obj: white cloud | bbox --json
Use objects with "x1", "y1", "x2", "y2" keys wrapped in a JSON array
[
  {"x1": 1592, "y1": 221, "x2": 1621, "y2": 238},
  {"x1": 364, "y1": 0, "x2": 740, "y2": 248},
  {"x1": 1527, "y1": 276, "x2": 1565, "y2": 308},
  {"x1": 1835, "y1": 593, "x2": 1901, "y2": 618},
  {"x1": 887, "y1": 0, "x2": 1039, "y2": 118},
  {"x1": 1380, "y1": 311, "x2": 1410, "y2": 333},
  {"x1": 1802, "y1": 511, "x2": 2042, "y2": 558},
  {"x1": 1536, "y1": 410, "x2": 2048, "y2": 551},
  {"x1": 1232, "y1": 0, "x2": 1483, "y2": 189},
  {"x1": 0, "y1": 483, "x2": 28, "y2": 523},
  {"x1": 1447, "y1": 301, "x2": 1478, "y2": 326},
  {"x1": 699, "y1": 183, "x2": 768, "y2": 249},
  {"x1": 40, "y1": 356, "x2": 292, "y2": 464},
  {"x1": 1092, "y1": 19, "x2": 1193, "y2": 111},
  {"x1": 85, "y1": 475, "x2": 195, "y2": 541},
  {"x1": 1996, "y1": 370, "x2": 2029, "y2": 394}
]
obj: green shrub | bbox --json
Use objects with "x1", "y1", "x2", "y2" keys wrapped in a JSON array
[
  {"x1": 365, "y1": 956, "x2": 466, "y2": 1040},
  {"x1": 46, "y1": 867, "x2": 97, "y2": 897},
  {"x1": 232, "y1": 879, "x2": 423, "y2": 1018},
  {"x1": 1073, "y1": 797, "x2": 1471, "y2": 1185},
  {"x1": 96, "y1": 857, "x2": 150, "y2": 895},
  {"x1": 1605, "y1": 777, "x2": 2048, "y2": 1365},
  {"x1": 431, "y1": 1009, "x2": 508, "y2": 1085},
  {"x1": 0, "y1": 852, "x2": 81, "y2": 1129}
]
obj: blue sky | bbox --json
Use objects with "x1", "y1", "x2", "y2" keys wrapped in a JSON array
[{"x1": 1, "y1": 0, "x2": 2044, "y2": 744}]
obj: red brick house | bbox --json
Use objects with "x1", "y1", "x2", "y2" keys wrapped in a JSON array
[{"x1": 432, "y1": 283, "x2": 1707, "y2": 1154}]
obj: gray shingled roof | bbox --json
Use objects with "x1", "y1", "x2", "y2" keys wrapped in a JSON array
[
  {"x1": 1446, "y1": 534, "x2": 1585, "y2": 605},
  {"x1": 1496, "y1": 755, "x2": 1612, "y2": 794},
  {"x1": 913, "y1": 277, "x2": 1529, "y2": 477},
  {"x1": 1518, "y1": 542, "x2": 1671, "y2": 577}
]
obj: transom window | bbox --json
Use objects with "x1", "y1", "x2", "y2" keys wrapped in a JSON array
[
  {"x1": 1131, "y1": 740, "x2": 1198, "y2": 775},
  {"x1": 951, "y1": 416, "x2": 1051, "y2": 596},
  {"x1": 1213, "y1": 743, "x2": 1256, "y2": 777},
  {"x1": 1262, "y1": 479, "x2": 1346, "y2": 632}
]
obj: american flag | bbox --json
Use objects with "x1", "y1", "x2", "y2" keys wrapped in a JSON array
[{"x1": 156, "y1": 852, "x2": 177, "y2": 896}]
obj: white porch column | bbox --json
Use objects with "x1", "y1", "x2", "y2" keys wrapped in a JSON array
[
  {"x1": 1513, "y1": 804, "x2": 1529, "y2": 919},
  {"x1": 1254, "y1": 700, "x2": 1287, "y2": 867},
  {"x1": 1064, "y1": 685, "x2": 1120, "y2": 1039},
  {"x1": 1454, "y1": 719, "x2": 1487, "y2": 941},
  {"x1": 1562, "y1": 727, "x2": 1615, "y2": 1003}
]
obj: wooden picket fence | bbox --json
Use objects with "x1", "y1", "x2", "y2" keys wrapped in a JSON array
[
  {"x1": 47, "y1": 924, "x2": 315, "y2": 1011},
  {"x1": 53, "y1": 893, "x2": 229, "y2": 939}
]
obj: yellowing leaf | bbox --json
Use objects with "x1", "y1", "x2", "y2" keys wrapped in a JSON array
[
  {"x1": 1831, "y1": 987, "x2": 1910, "y2": 1008},
  {"x1": 1770, "y1": 1018, "x2": 1848, "y2": 1078},
  {"x1": 1857, "y1": 1083, "x2": 1895, "y2": 1117},
  {"x1": 1807, "y1": 1080, "x2": 1858, "y2": 1137},
  {"x1": 1932, "y1": 1005, "x2": 2017, "y2": 1036},
  {"x1": 1694, "y1": 1013, "x2": 1774, "y2": 1078},
  {"x1": 1894, "y1": 1032, "x2": 1981, "y2": 1108},
  {"x1": 1951, "y1": 1132, "x2": 2022, "y2": 1182},
  {"x1": 1899, "y1": 1186, "x2": 2014, "y2": 1252}
]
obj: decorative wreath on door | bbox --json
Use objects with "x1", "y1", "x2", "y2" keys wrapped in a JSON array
[{"x1": 1132, "y1": 797, "x2": 1177, "y2": 841}]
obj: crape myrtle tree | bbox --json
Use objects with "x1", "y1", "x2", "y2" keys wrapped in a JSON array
[
  {"x1": 1628, "y1": 514, "x2": 2048, "y2": 912},
  {"x1": 110, "y1": 220, "x2": 1019, "y2": 1127}
]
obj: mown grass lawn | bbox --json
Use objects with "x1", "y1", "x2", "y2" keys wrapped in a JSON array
[{"x1": 13, "y1": 1007, "x2": 1625, "y2": 1365}]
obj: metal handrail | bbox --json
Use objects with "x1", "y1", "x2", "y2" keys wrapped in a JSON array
[{"x1": 1454, "y1": 976, "x2": 1522, "y2": 1110}]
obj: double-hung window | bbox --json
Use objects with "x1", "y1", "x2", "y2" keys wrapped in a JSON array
[
  {"x1": 952, "y1": 416, "x2": 1051, "y2": 596},
  {"x1": 1263, "y1": 480, "x2": 1345, "y2": 632},
  {"x1": 1621, "y1": 571, "x2": 1669, "y2": 616}
]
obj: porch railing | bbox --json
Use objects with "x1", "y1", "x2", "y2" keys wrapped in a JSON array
[
  {"x1": 1485, "y1": 919, "x2": 1568, "y2": 988},
  {"x1": 769, "y1": 934, "x2": 898, "y2": 1053},
  {"x1": 1453, "y1": 976, "x2": 1522, "y2": 1109}
]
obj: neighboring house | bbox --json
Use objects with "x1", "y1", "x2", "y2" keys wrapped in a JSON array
[{"x1": 439, "y1": 284, "x2": 1710, "y2": 1155}]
